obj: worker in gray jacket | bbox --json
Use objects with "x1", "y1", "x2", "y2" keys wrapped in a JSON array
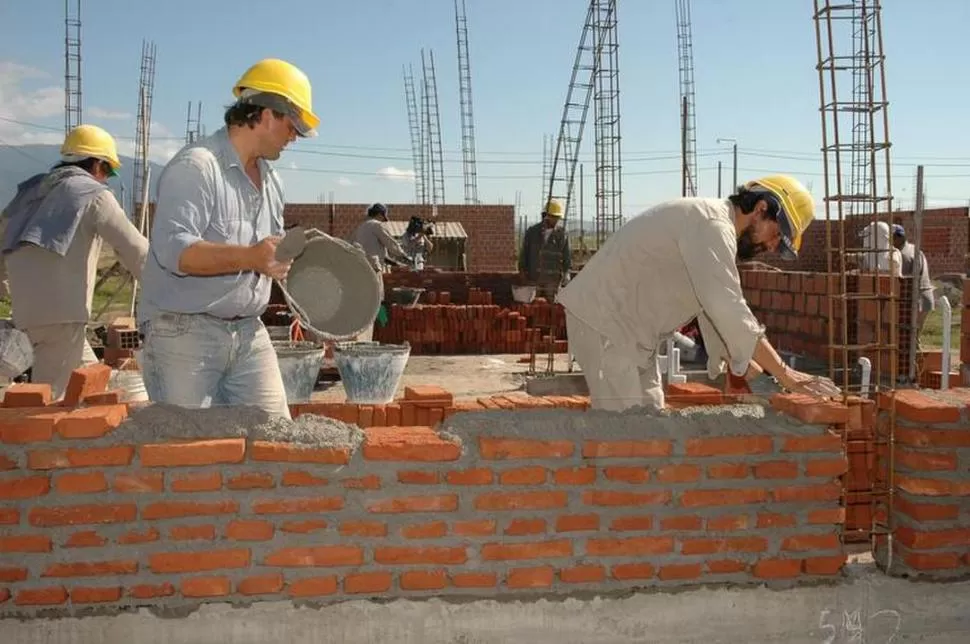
[
  {"x1": 351, "y1": 203, "x2": 411, "y2": 273},
  {"x1": 892, "y1": 224, "x2": 935, "y2": 343},
  {"x1": 0, "y1": 124, "x2": 148, "y2": 399}
]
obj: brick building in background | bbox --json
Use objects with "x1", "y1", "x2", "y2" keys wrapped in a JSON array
[
  {"x1": 283, "y1": 203, "x2": 516, "y2": 273},
  {"x1": 763, "y1": 206, "x2": 969, "y2": 277}
]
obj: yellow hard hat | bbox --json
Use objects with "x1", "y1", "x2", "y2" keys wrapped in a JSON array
[
  {"x1": 543, "y1": 199, "x2": 564, "y2": 218},
  {"x1": 744, "y1": 174, "x2": 815, "y2": 259},
  {"x1": 233, "y1": 58, "x2": 320, "y2": 137},
  {"x1": 61, "y1": 124, "x2": 121, "y2": 175}
]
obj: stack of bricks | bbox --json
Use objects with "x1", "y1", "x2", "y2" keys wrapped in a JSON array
[
  {"x1": 740, "y1": 270, "x2": 831, "y2": 363},
  {"x1": 874, "y1": 389, "x2": 970, "y2": 578},
  {"x1": 0, "y1": 380, "x2": 851, "y2": 615}
]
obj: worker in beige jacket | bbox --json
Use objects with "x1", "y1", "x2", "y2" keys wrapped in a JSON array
[
  {"x1": 557, "y1": 175, "x2": 838, "y2": 412},
  {"x1": 0, "y1": 125, "x2": 148, "y2": 399}
]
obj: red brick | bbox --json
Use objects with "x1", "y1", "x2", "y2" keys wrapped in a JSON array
[
  {"x1": 250, "y1": 440, "x2": 350, "y2": 465},
  {"x1": 227, "y1": 472, "x2": 275, "y2": 490},
  {"x1": 772, "y1": 484, "x2": 841, "y2": 503},
  {"x1": 15, "y1": 586, "x2": 68, "y2": 606},
  {"x1": 367, "y1": 494, "x2": 457, "y2": 513},
  {"x1": 807, "y1": 508, "x2": 846, "y2": 525},
  {"x1": 404, "y1": 385, "x2": 454, "y2": 405},
  {"x1": 658, "y1": 563, "x2": 703, "y2": 581},
  {"x1": 681, "y1": 488, "x2": 767, "y2": 508},
  {"x1": 128, "y1": 583, "x2": 175, "y2": 599},
  {"x1": 753, "y1": 461, "x2": 799, "y2": 479},
  {"x1": 342, "y1": 475, "x2": 381, "y2": 490},
  {"x1": 345, "y1": 571, "x2": 392, "y2": 594},
  {"x1": 0, "y1": 566, "x2": 27, "y2": 582},
  {"x1": 170, "y1": 471, "x2": 222, "y2": 492},
  {"x1": 897, "y1": 526, "x2": 970, "y2": 550},
  {"x1": 339, "y1": 520, "x2": 386, "y2": 537},
  {"x1": 265, "y1": 546, "x2": 363, "y2": 567},
  {"x1": 500, "y1": 466, "x2": 547, "y2": 485},
  {"x1": 0, "y1": 475, "x2": 49, "y2": 499},
  {"x1": 252, "y1": 497, "x2": 343, "y2": 514},
  {"x1": 400, "y1": 569, "x2": 448, "y2": 590},
  {"x1": 446, "y1": 468, "x2": 493, "y2": 485},
  {"x1": 896, "y1": 427, "x2": 970, "y2": 449},
  {"x1": 169, "y1": 524, "x2": 216, "y2": 541},
  {"x1": 507, "y1": 566, "x2": 554, "y2": 589},
  {"x1": 781, "y1": 534, "x2": 840, "y2": 551},
  {"x1": 659, "y1": 515, "x2": 701, "y2": 531},
  {"x1": 288, "y1": 576, "x2": 339, "y2": 597},
  {"x1": 42, "y1": 560, "x2": 137, "y2": 577},
  {"x1": 181, "y1": 576, "x2": 231, "y2": 598},
  {"x1": 150, "y1": 549, "x2": 250, "y2": 573},
  {"x1": 706, "y1": 515, "x2": 750, "y2": 531},
  {"x1": 363, "y1": 426, "x2": 460, "y2": 461},
  {"x1": 480, "y1": 437, "x2": 573, "y2": 459},
  {"x1": 758, "y1": 512, "x2": 797, "y2": 528},
  {"x1": 902, "y1": 551, "x2": 962, "y2": 570},
  {"x1": 611, "y1": 563, "x2": 655, "y2": 580},
  {"x1": 2, "y1": 383, "x2": 51, "y2": 408},
  {"x1": 666, "y1": 382, "x2": 723, "y2": 404},
  {"x1": 81, "y1": 390, "x2": 123, "y2": 406},
  {"x1": 804, "y1": 555, "x2": 846, "y2": 575},
  {"x1": 397, "y1": 470, "x2": 439, "y2": 484},
  {"x1": 882, "y1": 389, "x2": 962, "y2": 424},
  {"x1": 686, "y1": 436, "x2": 773, "y2": 457},
  {"x1": 582, "y1": 440, "x2": 672, "y2": 458},
  {"x1": 28, "y1": 445, "x2": 134, "y2": 469},
  {"x1": 781, "y1": 435, "x2": 843, "y2": 453},
  {"x1": 483, "y1": 539, "x2": 570, "y2": 561},
  {"x1": 117, "y1": 528, "x2": 159, "y2": 544},
  {"x1": 894, "y1": 496, "x2": 959, "y2": 521},
  {"x1": 753, "y1": 559, "x2": 802, "y2": 579},
  {"x1": 0, "y1": 408, "x2": 63, "y2": 444},
  {"x1": 451, "y1": 572, "x2": 497, "y2": 588},
  {"x1": 453, "y1": 519, "x2": 495, "y2": 536},
  {"x1": 583, "y1": 490, "x2": 671, "y2": 507},
  {"x1": 895, "y1": 448, "x2": 958, "y2": 471},
  {"x1": 140, "y1": 439, "x2": 245, "y2": 467},
  {"x1": 681, "y1": 537, "x2": 767, "y2": 555},
  {"x1": 556, "y1": 514, "x2": 599, "y2": 532},
  {"x1": 55, "y1": 471, "x2": 107, "y2": 494},
  {"x1": 238, "y1": 573, "x2": 284, "y2": 596},
  {"x1": 656, "y1": 464, "x2": 700, "y2": 483},
  {"x1": 554, "y1": 466, "x2": 596, "y2": 485},
  {"x1": 770, "y1": 394, "x2": 849, "y2": 424},
  {"x1": 375, "y1": 546, "x2": 467, "y2": 565},
  {"x1": 56, "y1": 405, "x2": 127, "y2": 439},
  {"x1": 113, "y1": 471, "x2": 164, "y2": 493},
  {"x1": 476, "y1": 490, "x2": 567, "y2": 511},
  {"x1": 29, "y1": 504, "x2": 136, "y2": 527},
  {"x1": 61, "y1": 364, "x2": 112, "y2": 407},
  {"x1": 402, "y1": 521, "x2": 447, "y2": 539},
  {"x1": 281, "y1": 519, "x2": 328, "y2": 534},
  {"x1": 587, "y1": 536, "x2": 674, "y2": 556},
  {"x1": 706, "y1": 463, "x2": 749, "y2": 479},
  {"x1": 560, "y1": 565, "x2": 605, "y2": 584},
  {"x1": 225, "y1": 520, "x2": 274, "y2": 541},
  {"x1": 142, "y1": 500, "x2": 237, "y2": 519},
  {"x1": 604, "y1": 466, "x2": 650, "y2": 483},
  {"x1": 64, "y1": 530, "x2": 107, "y2": 548},
  {"x1": 0, "y1": 453, "x2": 17, "y2": 470},
  {"x1": 707, "y1": 559, "x2": 748, "y2": 574},
  {"x1": 805, "y1": 458, "x2": 850, "y2": 477},
  {"x1": 279, "y1": 470, "x2": 328, "y2": 487}
]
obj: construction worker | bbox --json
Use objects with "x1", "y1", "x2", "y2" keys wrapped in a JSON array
[
  {"x1": 892, "y1": 224, "x2": 935, "y2": 343},
  {"x1": 557, "y1": 175, "x2": 840, "y2": 412},
  {"x1": 352, "y1": 203, "x2": 411, "y2": 273},
  {"x1": 519, "y1": 199, "x2": 572, "y2": 300},
  {"x1": 137, "y1": 58, "x2": 319, "y2": 418},
  {"x1": 0, "y1": 124, "x2": 148, "y2": 400}
]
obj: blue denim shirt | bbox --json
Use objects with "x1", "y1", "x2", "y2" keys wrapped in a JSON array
[{"x1": 137, "y1": 127, "x2": 284, "y2": 323}]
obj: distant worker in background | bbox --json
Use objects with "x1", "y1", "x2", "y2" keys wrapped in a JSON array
[
  {"x1": 519, "y1": 199, "x2": 572, "y2": 301},
  {"x1": 352, "y1": 203, "x2": 412, "y2": 274},
  {"x1": 0, "y1": 124, "x2": 148, "y2": 400},
  {"x1": 892, "y1": 224, "x2": 935, "y2": 343},
  {"x1": 401, "y1": 215, "x2": 435, "y2": 270},
  {"x1": 858, "y1": 221, "x2": 902, "y2": 277},
  {"x1": 137, "y1": 58, "x2": 320, "y2": 419},
  {"x1": 557, "y1": 175, "x2": 840, "y2": 412}
]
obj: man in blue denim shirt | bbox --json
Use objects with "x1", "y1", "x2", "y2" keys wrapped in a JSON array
[{"x1": 137, "y1": 59, "x2": 320, "y2": 418}]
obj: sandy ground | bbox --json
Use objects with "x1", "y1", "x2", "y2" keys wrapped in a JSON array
[{"x1": 309, "y1": 353, "x2": 576, "y2": 402}]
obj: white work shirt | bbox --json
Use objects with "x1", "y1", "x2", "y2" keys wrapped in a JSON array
[{"x1": 556, "y1": 197, "x2": 765, "y2": 377}]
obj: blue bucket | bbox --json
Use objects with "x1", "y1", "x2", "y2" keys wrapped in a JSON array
[
  {"x1": 273, "y1": 341, "x2": 326, "y2": 403},
  {"x1": 333, "y1": 341, "x2": 411, "y2": 405}
]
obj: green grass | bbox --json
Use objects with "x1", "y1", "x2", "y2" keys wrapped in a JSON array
[{"x1": 918, "y1": 305, "x2": 961, "y2": 351}]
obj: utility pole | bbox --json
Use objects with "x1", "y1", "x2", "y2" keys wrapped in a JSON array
[
  {"x1": 717, "y1": 137, "x2": 737, "y2": 190},
  {"x1": 717, "y1": 161, "x2": 722, "y2": 198}
]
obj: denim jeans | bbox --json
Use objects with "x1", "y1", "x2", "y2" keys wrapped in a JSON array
[{"x1": 140, "y1": 313, "x2": 290, "y2": 418}]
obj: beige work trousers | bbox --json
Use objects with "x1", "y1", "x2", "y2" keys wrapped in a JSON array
[
  {"x1": 565, "y1": 311, "x2": 664, "y2": 412},
  {"x1": 24, "y1": 322, "x2": 99, "y2": 400}
]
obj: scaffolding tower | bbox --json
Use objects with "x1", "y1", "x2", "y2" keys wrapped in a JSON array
[
  {"x1": 421, "y1": 49, "x2": 446, "y2": 205},
  {"x1": 546, "y1": 0, "x2": 620, "y2": 249},
  {"x1": 403, "y1": 65, "x2": 426, "y2": 204},
  {"x1": 455, "y1": 0, "x2": 479, "y2": 204},
  {"x1": 676, "y1": 0, "x2": 698, "y2": 197},
  {"x1": 64, "y1": 0, "x2": 82, "y2": 134},
  {"x1": 184, "y1": 101, "x2": 203, "y2": 145},
  {"x1": 132, "y1": 40, "x2": 157, "y2": 218},
  {"x1": 813, "y1": 0, "x2": 897, "y2": 550},
  {"x1": 541, "y1": 133, "x2": 554, "y2": 216}
]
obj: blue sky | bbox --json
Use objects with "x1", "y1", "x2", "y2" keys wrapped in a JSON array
[{"x1": 1, "y1": 0, "x2": 969, "y2": 225}]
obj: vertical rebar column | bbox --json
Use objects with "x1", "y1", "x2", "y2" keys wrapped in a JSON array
[
  {"x1": 422, "y1": 49, "x2": 446, "y2": 206},
  {"x1": 64, "y1": 0, "x2": 82, "y2": 134},
  {"x1": 132, "y1": 40, "x2": 157, "y2": 219},
  {"x1": 592, "y1": 0, "x2": 622, "y2": 246},
  {"x1": 455, "y1": 0, "x2": 479, "y2": 204},
  {"x1": 403, "y1": 65, "x2": 425, "y2": 204},
  {"x1": 675, "y1": 0, "x2": 698, "y2": 197}
]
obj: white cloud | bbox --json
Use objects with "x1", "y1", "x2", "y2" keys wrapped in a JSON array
[
  {"x1": 376, "y1": 166, "x2": 415, "y2": 182},
  {"x1": 337, "y1": 176, "x2": 354, "y2": 187},
  {"x1": 288, "y1": 161, "x2": 299, "y2": 170},
  {"x1": 88, "y1": 107, "x2": 132, "y2": 120}
]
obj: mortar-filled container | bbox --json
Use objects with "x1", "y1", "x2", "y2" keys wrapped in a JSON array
[
  {"x1": 333, "y1": 341, "x2": 411, "y2": 404},
  {"x1": 273, "y1": 341, "x2": 326, "y2": 403}
]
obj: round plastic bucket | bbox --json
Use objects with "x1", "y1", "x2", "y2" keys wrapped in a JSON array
[
  {"x1": 273, "y1": 341, "x2": 326, "y2": 403},
  {"x1": 333, "y1": 341, "x2": 411, "y2": 405}
]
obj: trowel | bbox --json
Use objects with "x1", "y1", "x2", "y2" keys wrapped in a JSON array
[{"x1": 275, "y1": 225, "x2": 307, "y2": 262}]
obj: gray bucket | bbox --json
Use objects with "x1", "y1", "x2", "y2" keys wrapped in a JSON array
[
  {"x1": 333, "y1": 341, "x2": 411, "y2": 405},
  {"x1": 273, "y1": 341, "x2": 326, "y2": 403}
]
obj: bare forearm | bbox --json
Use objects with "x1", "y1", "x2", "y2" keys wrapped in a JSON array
[
  {"x1": 178, "y1": 241, "x2": 255, "y2": 276},
  {"x1": 752, "y1": 336, "x2": 790, "y2": 384}
]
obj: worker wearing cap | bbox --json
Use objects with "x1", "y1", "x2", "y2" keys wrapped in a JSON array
[
  {"x1": 519, "y1": 199, "x2": 572, "y2": 301},
  {"x1": 0, "y1": 125, "x2": 148, "y2": 400},
  {"x1": 137, "y1": 58, "x2": 320, "y2": 418},
  {"x1": 891, "y1": 224, "x2": 935, "y2": 342},
  {"x1": 557, "y1": 175, "x2": 838, "y2": 412},
  {"x1": 352, "y1": 203, "x2": 411, "y2": 274}
]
